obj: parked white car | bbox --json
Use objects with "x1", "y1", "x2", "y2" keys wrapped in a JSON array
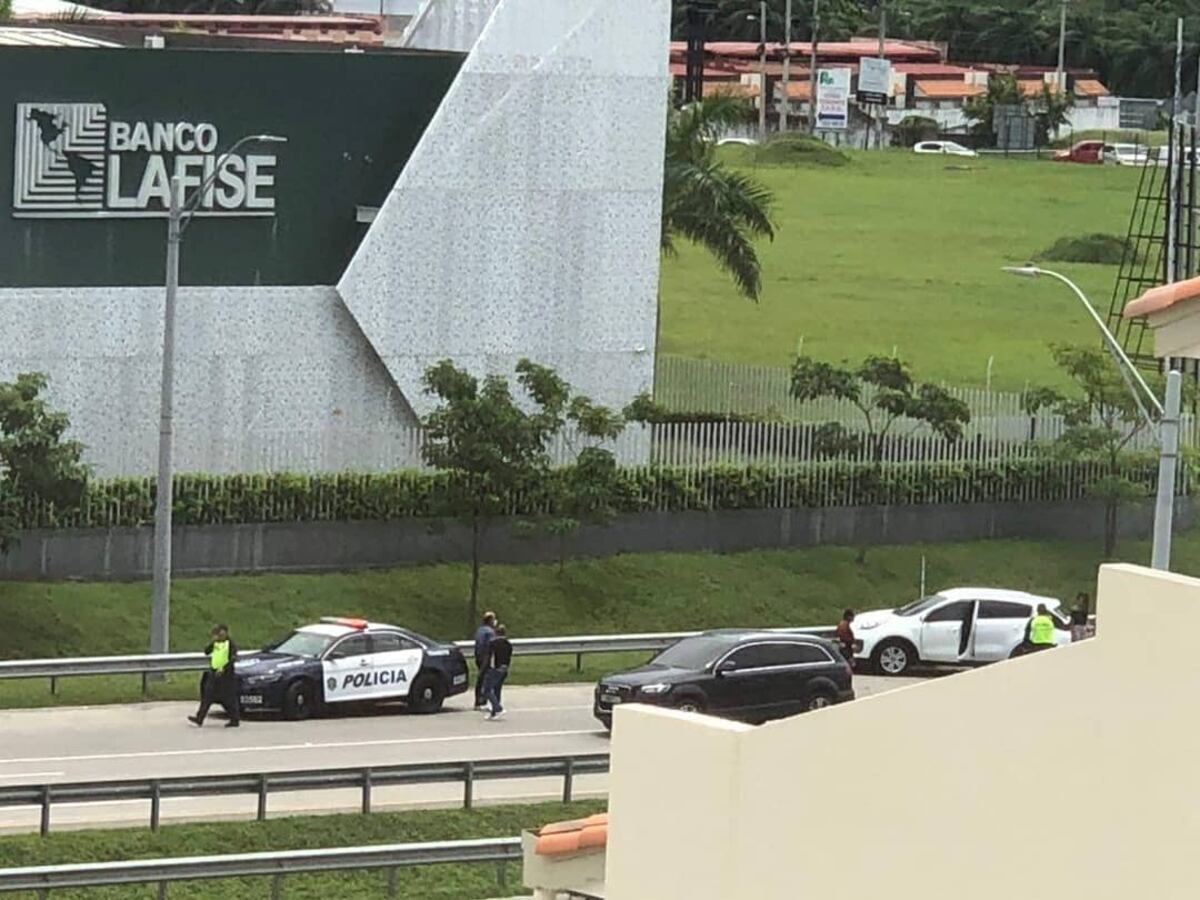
[
  {"x1": 913, "y1": 140, "x2": 978, "y2": 158},
  {"x1": 854, "y1": 588, "x2": 1072, "y2": 676},
  {"x1": 1104, "y1": 143, "x2": 1149, "y2": 166}
]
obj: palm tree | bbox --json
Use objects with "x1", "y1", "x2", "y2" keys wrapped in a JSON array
[{"x1": 662, "y1": 94, "x2": 776, "y2": 300}]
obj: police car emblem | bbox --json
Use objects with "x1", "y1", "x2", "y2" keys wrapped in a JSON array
[{"x1": 326, "y1": 677, "x2": 337, "y2": 690}]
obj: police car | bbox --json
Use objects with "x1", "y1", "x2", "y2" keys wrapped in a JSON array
[{"x1": 233, "y1": 618, "x2": 470, "y2": 720}]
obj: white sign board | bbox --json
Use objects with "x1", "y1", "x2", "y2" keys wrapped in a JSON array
[
  {"x1": 815, "y1": 67, "x2": 851, "y2": 131},
  {"x1": 857, "y1": 56, "x2": 892, "y2": 105}
]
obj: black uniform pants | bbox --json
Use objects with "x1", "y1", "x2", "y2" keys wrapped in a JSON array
[
  {"x1": 474, "y1": 659, "x2": 490, "y2": 706},
  {"x1": 196, "y1": 671, "x2": 240, "y2": 724}
]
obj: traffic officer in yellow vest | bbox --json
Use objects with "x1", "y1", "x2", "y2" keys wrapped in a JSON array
[
  {"x1": 189, "y1": 624, "x2": 241, "y2": 727},
  {"x1": 1024, "y1": 604, "x2": 1058, "y2": 653}
]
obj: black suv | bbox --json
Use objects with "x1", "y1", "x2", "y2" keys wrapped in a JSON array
[{"x1": 594, "y1": 629, "x2": 854, "y2": 729}]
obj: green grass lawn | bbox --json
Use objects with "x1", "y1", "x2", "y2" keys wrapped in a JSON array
[
  {"x1": 0, "y1": 800, "x2": 605, "y2": 899},
  {"x1": 659, "y1": 150, "x2": 1141, "y2": 391},
  {"x1": 2, "y1": 529, "x2": 1195, "y2": 708}
]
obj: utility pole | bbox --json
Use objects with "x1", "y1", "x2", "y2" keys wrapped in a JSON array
[
  {"x1": 1168, "y1": 17, "x2": 1183, "y2": 284},
  {"x1": 757, "y1": 1, "x2": 767, "y2": 139},
  {"x1": 808, "y1": 0, "x2": 820, "y2": 135},
  {"x1": 876, "y1": 0, "x2": 887, "y2": 150},
  {"x1": 1055, "y1": 0, "x2": 1067, "y2": 95},
  {"x1": 781, "y1": 0, "x2": 793, "y2": 132}
]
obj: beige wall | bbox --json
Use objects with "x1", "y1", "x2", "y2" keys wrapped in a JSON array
[{"x1": 606, "y1": 564, "x2": 1200, "y2": 900}]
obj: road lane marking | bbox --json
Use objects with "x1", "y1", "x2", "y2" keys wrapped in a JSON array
[{"x1": 0, "y1": 729, "x2": 606, "y2": 766}]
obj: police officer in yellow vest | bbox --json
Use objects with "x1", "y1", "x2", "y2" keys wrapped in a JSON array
[
  {"x1": 1025, "y1": 604, "x2": 1057, "y2": 653},
  {"x1": 189, "y1": 624, "x2": 240, "y2": 728}
]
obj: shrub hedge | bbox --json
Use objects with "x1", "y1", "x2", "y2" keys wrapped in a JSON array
[{"x1": 17, "y1": 458, "x2": 1165, "y2": 531}]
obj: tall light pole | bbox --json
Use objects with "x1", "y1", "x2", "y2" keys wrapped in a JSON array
[
  {"x1": 780, "y1": 0, "x2": 793, "y2": 132},
  {"x1": 1003, "y1": 265, "x2": 1181, "y2": 571},
  {"x1": 876, "y1": 0, "x2": 887, "y2": 150},
  {"x1": 750, "y1": 2, "x2": 768, "y2": 140},
  {"x1": 808, "y1": 0, "x2": 820, "y2": 135},
  {"x1": 150, "y1": 132, "x2": 288, "y2": 655},
  {"x1": 1054, "y1": 0, "x2": 1068, "y2": 95}
]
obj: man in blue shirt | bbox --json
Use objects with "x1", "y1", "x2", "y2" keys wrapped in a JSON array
[{"x1": 473, "y1": 611, "x2": 497, "y2": 709}]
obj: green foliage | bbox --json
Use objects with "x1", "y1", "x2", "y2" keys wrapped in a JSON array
[
  {"x1": 1040, "y1": 233, "x2": 1134, "y2": 265},
  {"x1": 1025, "y1": 343, "x2": 1170, "y2": 555},
  {"x1": 0, "y1": 373, "x2": 87, "y2": 555},
  {"x1": 19, "y1": 458, "x2": 1165, "y2": 531},
  {"x1": 0, "y1": 0, "x2": 10, "y2": 20},
  {"x1": 745, "y1": 135, "x2": 850, "y2": 168},
  {"x1": 893, "y1": 116, "x2": 941, "y2": 148},
  {"x1": 663, "y1": 94, "x2": 776, "y2": 300},
  {"x1": 790, "y1": 354, "x2": 971, "y2": 461},
  {"x1": 420, "y1": 358, "x2": 575, "y2": 628}
]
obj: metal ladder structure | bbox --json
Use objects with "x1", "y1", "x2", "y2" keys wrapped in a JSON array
[{"x1": 1105, "y1": 123, "x2": 1200, "y2": 378}]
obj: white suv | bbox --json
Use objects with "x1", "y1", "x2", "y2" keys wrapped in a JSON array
[{"x1": 854, "y1": 588, "x2": 1072, "y2": 676}]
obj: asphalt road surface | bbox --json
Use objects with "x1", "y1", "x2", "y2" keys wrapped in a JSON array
[{"x1": 0, "y1": 676, "x2": 924, "y2": 832}]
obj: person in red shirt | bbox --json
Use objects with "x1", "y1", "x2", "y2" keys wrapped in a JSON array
[{"x1": 835, "y1": 609, "x2": 856, "y2": 667}]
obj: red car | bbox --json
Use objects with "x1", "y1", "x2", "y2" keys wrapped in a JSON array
[{"x1": 1053, "y1": 140, "x2": 1106, "y2": 164}]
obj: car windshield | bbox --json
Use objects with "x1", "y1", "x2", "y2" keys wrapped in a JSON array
[
  {"x1": 270, "y1": 630, "x2": 336, "y2": 658},
  {"x1": 894, "y1": 595, "x2": 944, "y2": 617},
  {"x1": 650, "y1": 636, "x2": 731, "y2": 670}
]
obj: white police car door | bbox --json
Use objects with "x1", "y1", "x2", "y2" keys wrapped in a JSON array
[{"x1": 321, "y1": 632, "x2": 423, "y2": 704}]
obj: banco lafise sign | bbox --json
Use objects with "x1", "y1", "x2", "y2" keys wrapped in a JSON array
[{"x1": 12, "y1": 103, "x2": 281, "y2": 218}]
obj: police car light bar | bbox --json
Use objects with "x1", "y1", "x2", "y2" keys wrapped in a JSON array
[{"x1": 320, "y1": 617, "x2": 369, "y2": 629}]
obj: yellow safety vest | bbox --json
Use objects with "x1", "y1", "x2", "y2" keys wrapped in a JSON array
[
  {"x1": 210, "y1": 640, "x2": 230, "y2": 671},
  {"x1": 1029, "y1": 616, "x2": 1055, "y2": 646}
]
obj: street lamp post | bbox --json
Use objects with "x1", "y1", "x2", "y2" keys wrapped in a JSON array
[
  {"x1": 149, "y1": 133, "x2": 288, "y2": 656},
  {"x1": 1003, "y1": 265, "x2": 1182, "y2": 571},
  {"x1": 749, "y1": 3, "x2": 768, "y2": 140}
]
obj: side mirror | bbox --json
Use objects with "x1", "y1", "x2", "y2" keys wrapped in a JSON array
[{"x1": 716, "y1": 660, "x2": 737, "y2": 676}]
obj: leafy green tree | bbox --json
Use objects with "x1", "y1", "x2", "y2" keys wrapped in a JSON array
[
  {"x1": 1023, "y1": 344, "x2": 1172, "y2": 557},
  {"x1": 0, "y1": 373, "x2": 88, "y2": 555},
  {"x1": 420, "y1": 359, "x2": 572, "y2": 631},
  {"x1": 790, "y1": 354, "x2": 971, "y2": 462},
  {"x1": 963, "y1": 72, "x2": 1024, "y2": 144},
  {"x1": 0, "y1": 0, "x2": 11, "y2": 20},
  {"x1": 532, "y1": 398, "x2": 627, "y2": 571},
  {"x1": 663, "y1": 94, "x2": 776, "y2": 301}
]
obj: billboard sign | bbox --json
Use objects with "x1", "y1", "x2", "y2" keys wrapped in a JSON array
[
  {"x1": 13, "y1": 102, "x2": 281, "y2": 219},
  {"x1": 815, "y1": 67, "x2": 851, "y2": 130},
  {"x1": 856, "y1": 56, "x2": 892, "y2": 106}
]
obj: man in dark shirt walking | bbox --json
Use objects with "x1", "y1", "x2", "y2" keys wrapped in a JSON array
[
  {"x1": 473, "y1": 611, "x2": 497, "y2": 709},
  {"x1": 482, "y1": 624, "x2": 513, "y2": 721},
  {"x1": 835, "y1": 609, "x2": 856, "y2": 666}
]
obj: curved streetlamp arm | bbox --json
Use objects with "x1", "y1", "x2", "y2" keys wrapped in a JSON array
[
  {"x1": 1003, "y1": 265, "x2": 1164, "y2": 430},
  {"x1": 177, "y1": 133, "x2": 286, "y2": 233}
]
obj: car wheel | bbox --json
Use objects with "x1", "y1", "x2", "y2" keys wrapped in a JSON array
[
  {"x1": 672, "y1": 694, "x2": 707, "y2": 715},
  {"x1": 407, "y1": 673, "x2": 447, "y2": 714},
  {"x1": 804, "y1": 687, "x2": 836, "y2": 712},
  {"x1": 872, "y1": 640, "x2": 915, "y2": 676},
  {"x1": 282, "y1": 679, "x2": 316, "y2": 721}
]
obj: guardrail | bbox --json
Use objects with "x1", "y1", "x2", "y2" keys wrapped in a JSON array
[
  {"x1": 0, "y1": 836, "x2": 522, "y2": 896},
  {"x1": 0, "y1": 626, "x2": 837, "y2": 696},
  {"x1": 0, "y1": 752, "x2": 609, "y2": 836}
]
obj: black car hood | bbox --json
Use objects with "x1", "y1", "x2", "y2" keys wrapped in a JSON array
[
  {"x1": 600, "y1": 664, "x2": 694, "y2": 687},
  {"x1": 234, "y1": 651, "x2": 312, "y2": 678}
]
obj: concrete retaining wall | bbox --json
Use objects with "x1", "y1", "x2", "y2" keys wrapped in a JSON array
[{"x1": 2, "y1": 498, "x2": 1191, "y2": 581}]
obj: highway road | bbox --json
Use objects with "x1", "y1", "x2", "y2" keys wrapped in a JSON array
[{"x1": 0, "y1": 676, "x2": 924, "y2": 832}]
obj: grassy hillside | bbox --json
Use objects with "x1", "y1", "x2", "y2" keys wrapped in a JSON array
[
  {"x1": 0, "y1": 529, "x2": 1193, "y2": 707},
  {"x1": 0, "y1": 800, "x2": 605, "y2": 899},
  {"x1": 659, "y1": 150, "x2": 1140, "y2": 391}
]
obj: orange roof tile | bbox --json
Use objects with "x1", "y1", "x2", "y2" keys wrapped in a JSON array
[
  {"x1": 914, "y1": 79, "x2": 985, "y2": 99},
  {"x1": 1018, "y1": 79, "x2": 1061, "y2": 97},
  {"x1": 1123, "y1": 276, "x2": 1200, "y2": 318},
  {"x1": 1074, "y1": 78, "x2": 1110, "y2": 97},
  {"x1": 781, "y1": 81, "x2": 812, "y2": 100},
  {"x1": 535, "y1": 813, "x2": 609, "y2": 857},
  {"x1": 709, "y1": 81, "x2": 759, "y2": 98}
]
